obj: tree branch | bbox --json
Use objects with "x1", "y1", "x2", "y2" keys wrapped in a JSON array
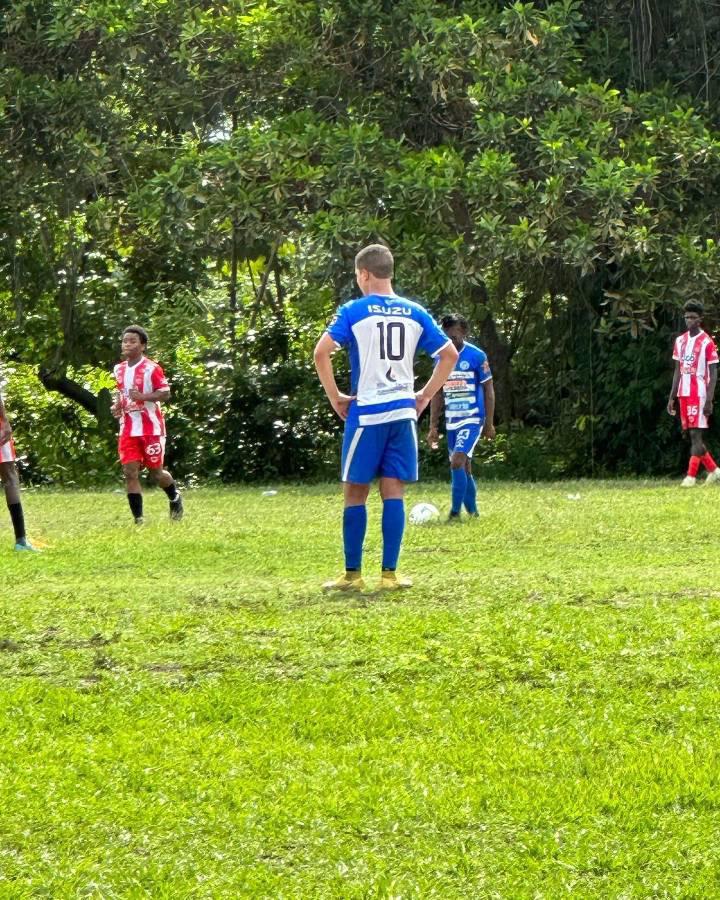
[{"x1": 38, "y1": 367, "x2": 99, "y2": 418}]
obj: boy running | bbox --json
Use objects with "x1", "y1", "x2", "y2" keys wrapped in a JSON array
[
  {"x1": 0, "y1": 382, "x2": 37, "y2": 550},
  {"x1": 112, "y1": 326, "x2": 184, "y2": 522}
]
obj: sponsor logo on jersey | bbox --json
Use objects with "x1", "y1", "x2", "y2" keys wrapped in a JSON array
[
  {"x1": 444, "y1": 378, "x2": 473, "y2": 395},
  {"x1": 376, "y1": 382, "x2": 411, "y2": 397},
  {"x1": 459, "y1": 360, "x2": 470, "y2": 370},
  {"x1": 367, "y1": 304, "x2": 412, "y2": 316}
]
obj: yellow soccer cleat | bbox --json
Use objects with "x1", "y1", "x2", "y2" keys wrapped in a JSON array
[
  {"x1": 377, "y1": 571, "x2": 413, "y2": 591},
  {"x1": 323, "y1": 572, "x2": 365, "y2": 592}
]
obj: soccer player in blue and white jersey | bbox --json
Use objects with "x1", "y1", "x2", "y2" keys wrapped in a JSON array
[
  {"x1": 314, "y1": 244, "x2": 458, "y2": 591},
  {"x1": 427, "y1": 314, "x2": 495, "y2": 519}
]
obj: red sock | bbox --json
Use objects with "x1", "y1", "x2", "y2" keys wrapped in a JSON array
[
  {"x1": 688, "y1": 456, "x2": 701, "y2": 477},
  {"x1": 702, "y1": 452, "x2": 717, "y2": 472}
]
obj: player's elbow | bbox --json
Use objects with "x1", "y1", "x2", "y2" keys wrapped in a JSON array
[
  {"x1": 313, "y1": 343, "x2": 329, "y2": 368},
  {"x1": 442, "y1": 344, "x2": 459, "y2": 367}
]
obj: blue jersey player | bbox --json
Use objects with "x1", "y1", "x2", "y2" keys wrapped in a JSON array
[
  {"x1": 314, "y1": 244, "x2": 458, "y2": 591},
  {"x1": 428, "y1": 314, "x2": 495, "y2": 519}
]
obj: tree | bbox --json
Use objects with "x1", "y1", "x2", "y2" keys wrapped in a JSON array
[{"x1": 2, "y1": 0, "x2": 720, "y2": 480}]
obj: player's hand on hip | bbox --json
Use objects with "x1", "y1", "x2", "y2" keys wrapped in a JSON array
[
  {"x1": 415, "y1": 392, "x2": 430, "y2": 417},
  {"x1": 0, "y1": 421, "x2": 12, "y2": 445},
  {"x1": 667, "y1": 399, "x2": 676, "y2": 416},
  {"x1": 483, "y1": 422, "x2": 496, "y2": 440},
  {"x1": 331, "y1": 393, "x2": 354, "y2": 420}
]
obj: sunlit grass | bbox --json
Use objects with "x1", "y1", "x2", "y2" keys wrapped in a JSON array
[{"x1": 2, "y1": 481, "x2": 719, "y2": 897}]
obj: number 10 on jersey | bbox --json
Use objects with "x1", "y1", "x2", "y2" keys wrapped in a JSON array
[{"x1": 377, "y1": 321, "x2": 406, "y2": 360}]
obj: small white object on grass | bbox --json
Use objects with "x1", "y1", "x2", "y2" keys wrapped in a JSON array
[
  {"x1": 566, "y1": 493, "x2": 581, "y2": 501},
  {"x1": 262, "y1": 490, "x2": 278, "y2": 496},
  {"x1": 409, "y1": 502, "x2": 440, "y2": 524}
]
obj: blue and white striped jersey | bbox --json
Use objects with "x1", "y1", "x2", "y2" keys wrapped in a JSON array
[
  {"x1": 326, "y1": 295, "x2": 449, "y2": 427},
  {"x1": 440, "y1": 342, "x2": 492, "y2": 430}
]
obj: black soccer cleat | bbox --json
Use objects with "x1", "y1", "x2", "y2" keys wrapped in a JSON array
[{"x1": 169, "y1": 494, "x2": 184, "y2": 521}]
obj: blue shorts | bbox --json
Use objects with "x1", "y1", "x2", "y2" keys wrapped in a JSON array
[
  {"x1": 341, "y1": 419, "x2": 419, "y2": 484},
  {"x1": 447, "y1": 423, "x2": 483, "y2": 459}
]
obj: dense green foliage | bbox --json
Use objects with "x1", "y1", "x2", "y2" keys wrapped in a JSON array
[
  {"x1": 1, "y1": 1, "x2": 720, "y2": 482},
  {"x1": 4, "y1": 484, "x2": 720, "y2": 895}
]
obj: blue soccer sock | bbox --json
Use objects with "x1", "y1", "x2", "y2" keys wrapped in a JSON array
[
  {"x1": 381, "y1": 498, "x2": 405, "y2": 571},
  {"x1": 343, "y1": 504, "x2": 367, "y2": 571},
  {"x1": 451, "y1": 467, "x2": 468, "y2": 514},
  {"x1": 463, "y1": 474, "x2": 478, "y2": 514}
]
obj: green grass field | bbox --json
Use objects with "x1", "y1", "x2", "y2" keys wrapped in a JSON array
[{"x1": 3, "y1": 482, "x2": 720, "y2": 898}]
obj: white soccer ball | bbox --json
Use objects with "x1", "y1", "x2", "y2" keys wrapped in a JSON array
[{"x1": 409, "y1": 502, "x2": 440, "y2": 525}]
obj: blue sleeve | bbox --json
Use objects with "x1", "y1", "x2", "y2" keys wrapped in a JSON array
[
  {"x1": 326, "y1": 303, "x2": 352, "y2": 347},
  {"x1": 416, "y1": 307, "x2": 449, "y2": 357},
  {"x1": 476, "y1": 348, "x2": 492, "y2": 383}
]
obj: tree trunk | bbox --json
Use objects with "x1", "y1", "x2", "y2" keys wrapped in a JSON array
[
  {"x1": 468, "y1": 283, "x2": 514, "y2": 424},
  {"x1": 478, "y1": 314, "x2": 513, "y2": 424},
  {"x1": 228, "y1": 219, "x2": 240, "y2": 365}
]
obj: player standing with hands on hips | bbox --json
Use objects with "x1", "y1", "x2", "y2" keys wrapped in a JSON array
[
  {"x1": 427, "y1": 314, "x2": 495, "y2": 519},
  {"x1": 668, "y1": 300, "x2": 720, "y2": 487},
  {"x1": 112, "y1": 326, "x2": 184, "y2": 523},
  {"x1": 314, "y1": 244, "x2": 458, "y2": 591}
]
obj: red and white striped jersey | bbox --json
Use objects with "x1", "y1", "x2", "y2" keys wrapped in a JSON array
[
  {"x1": 113, "y1": 357, "x2": 169, "y2": 437},
  {"x1": 0, "y1": 420, "x2": 16, "y2": 464},
  {"x1": 673, "y1": 330, "x2": 719, "y2": 401}
]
